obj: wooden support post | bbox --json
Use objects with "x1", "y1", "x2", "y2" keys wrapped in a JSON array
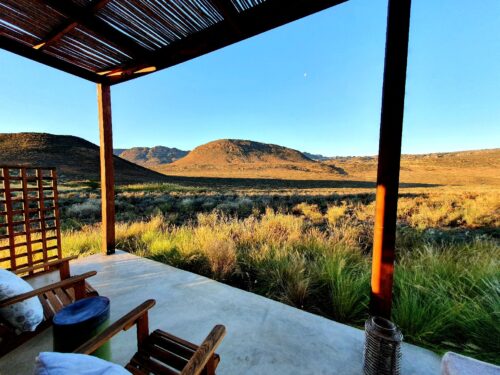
[
  {"x1": 97, "y1": 83, "x2": 115, "y2": 255},
  {"x1": 370, "y1": 0, "x2": 412, "y2": 319}
]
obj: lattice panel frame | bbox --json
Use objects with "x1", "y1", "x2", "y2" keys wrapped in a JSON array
[{"x1": 0, "y1": 166, "x2": 62, "y2": 275}]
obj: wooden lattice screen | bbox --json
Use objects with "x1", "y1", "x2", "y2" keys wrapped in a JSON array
[{"x1": 0, "y1": 166, "x2": 62, "y2": 275}]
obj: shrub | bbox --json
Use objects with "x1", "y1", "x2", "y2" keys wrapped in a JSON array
[
  {"x1": 61, "y1": 225, "x2": 101, "y2": 256},
  {"x1": 199, "y1": 232, "x2": 237, "y2": 280},
  {"x1": 317, "y1": 247, "x2": 370, "y2": 323},
  {"x1": 179, "y1": 198, "x2": 196, "y2": 213},
  {"x1": 66, "y1": 199, "x2": 101, "y2": 221},
  {"x1": 261, "y1": 251, "x2": 312, "y2": 309},
  {"x1": 326, "y1": 203, "x2": 347, "y2": 225},
  {"x1": 293, "y1": 203, "x2": 324, "y2": 224}
]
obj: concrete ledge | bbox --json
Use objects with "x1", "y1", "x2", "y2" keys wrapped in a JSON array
[{"x1": 441, "y1": 352, "x2": 500, "y2": 375}]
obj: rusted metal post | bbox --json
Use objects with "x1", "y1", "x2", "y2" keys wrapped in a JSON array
[
  {"x1": 370, "y1": 0, "x2": 412, "y2": 318},
  {"x1": 97, "y1": 83, "x2": 115, "y2": 255}
]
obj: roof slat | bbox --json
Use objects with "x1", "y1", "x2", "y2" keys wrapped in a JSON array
[
  {"x1": 43, "y1": 0, "x2": 150, "y2": 59},
  {"x1": 34, "y1": 0, "x2": 112, "y2": 51},
  {"x1": 0, "y1": 33, "x2": 103, "y2": 82}
]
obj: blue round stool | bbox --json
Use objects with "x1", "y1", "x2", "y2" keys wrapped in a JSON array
[{"x1": 53, "y1": 296, "x2": 110, "y2": 359}]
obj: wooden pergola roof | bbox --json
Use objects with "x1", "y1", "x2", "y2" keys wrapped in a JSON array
[{"x1": 0, "y1": 0, "x2": 346, "y2": 85}]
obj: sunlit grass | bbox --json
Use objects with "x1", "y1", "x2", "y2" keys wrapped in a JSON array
[
  {"x1": 60, "y1": 204, "x2": 499, "y2": 364},
  {"x1": 116, "y1": 182, "x2": 202, "y2": 193}
]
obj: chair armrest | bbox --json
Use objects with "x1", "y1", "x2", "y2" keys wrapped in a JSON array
[
  {"x1": 181, "y1": 325, "x2": 226, "y2": 375},
  {"x1": 74, "y1": 299, "x2": 156, "y2": 355},
  {"x1": 13, "y1": 256, "x2": 78, "y2": 276},
  {"x1": 0, "y1": 271, "x2": 96, "y2": 308}
]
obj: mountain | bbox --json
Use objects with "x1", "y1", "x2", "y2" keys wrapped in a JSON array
[
  {"x1": 157, "y1": 139, "x2": 347, "y2": 179},
  {"x1": 8, "y1": 133, "x2": 495, "y2": 185},
  {"x1": 325, "y1": 148, "x2": 500, "y2": 185},
  {"x1": 0, "y1": 133, "x2": 168, "y2": 183},
  {"x1": 115, "y1": 146, "x2": 188, "y2": 167},
  {"x1": 154, "y1": 139, "x2": 498, "y2": 185},
  {"x1": 302, "y1": 152, "x2": 332, "y2": 161},
  {"x1": 173, "y1": 139, "x2": 313, "y2": 165}
]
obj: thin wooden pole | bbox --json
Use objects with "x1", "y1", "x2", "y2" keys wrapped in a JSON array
[
  {"x1": 97, "y1": 83, "x2": 115, "y2": 255},
  {"x1": 370, "y1": 0, "x2": 412, "y2": 319},
  {"x1": 2, "y1": 168, "x2": 17, "y2": 271},
  {"x1": 21, "y1": 168, "x2": 34, "y2": 271}
]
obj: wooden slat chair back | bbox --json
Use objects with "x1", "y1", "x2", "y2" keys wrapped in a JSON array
[
  {"x1": 0, "y1": 166, "x2": 99, "y2": 356},
  {"x1": 76, "y1": 300, "x2": 226, "y2": 375},
  {"x1": 0, "y1": 166, "x2": 97, "y2": 293},
  {"x1": 0, "y1": 166, "x2": 62, "y2": 274}
]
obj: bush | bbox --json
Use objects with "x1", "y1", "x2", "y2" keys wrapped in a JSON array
[
  {"x1": 293, "y1": 203, "x2": 324, "y2": 224},
  {"x1": 316, "y1": 247, "x2": 370, "y2": 323},
  {"x1": 326, "y1": 203, "x2": 348, "y2": 225},
  {"x1": 66, "y1": 199, "x2": 101, "y2": 221}
]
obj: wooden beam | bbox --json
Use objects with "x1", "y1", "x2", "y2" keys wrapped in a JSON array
[
  {"x1": 97, "y1": 83, "x2": 115, "y2": 255},
  {"x1": 210, "y1": 0, "x2": 241, "y2": 34},
  {"x1": 370, "y1": 0, "x2": 412, "y2": 319},
  {"x1": 42, "y1": 0, "x2": 149, "y2": 59},
  {"x1": 35, "y1": 0, "x2": 112, "y2": 51},
  {"x1": 108, "y1": 0, "x2": 348, "y2": 84},
  {"x1": 0, "y1": 34, "x2": 103, "y2": 82}
]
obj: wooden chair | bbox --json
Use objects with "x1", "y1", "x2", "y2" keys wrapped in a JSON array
[
  {"x1": 0, "y1": 166, "x2": 99, "y2": 355},
  {"x1": 75, "y1": 300, "x2": 226, "y2": 375},
  {"x1": 0, "y1": 166, "x2": 98, "y2": 294},
  {"x1": 0, "y1": 270, "x2": 97, "y2": 356}
]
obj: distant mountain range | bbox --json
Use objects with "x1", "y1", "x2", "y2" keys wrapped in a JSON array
[
  {"x1": 115, "y1": 141, "x2": 334, "y2": 166},
  {"x1": 114, "y1": 139, "x2": 346, "y2": 179},
  {"x1": 2, "y1": 133, "x2": 498, "y2": 185},
  {"x1": 114, "y1": 146, "x2": 188, "y2": 167},
  {"x1": 302, "y1": 152, "x2": 332, "y2": 161}
]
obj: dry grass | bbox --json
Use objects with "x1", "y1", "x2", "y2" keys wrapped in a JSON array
[{"x1": 57, "y1": 188, "x2": 499, "y2": 364}]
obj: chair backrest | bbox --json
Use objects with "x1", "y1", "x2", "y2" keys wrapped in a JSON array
[{"x1": 0, "y1": 166, "x2": 62, "y2": 275}]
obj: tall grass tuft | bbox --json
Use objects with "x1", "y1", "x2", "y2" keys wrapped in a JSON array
[{"x1": 316, "y1": 246, "x2": 370, "y2": 323}]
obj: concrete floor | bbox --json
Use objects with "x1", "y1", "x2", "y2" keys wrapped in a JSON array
[{"x1": 1, "y1": 251, "x2": 442, "y2": 374}]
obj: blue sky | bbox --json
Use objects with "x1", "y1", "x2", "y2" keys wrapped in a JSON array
[{"x1": 0, "y1": 0, "x2": 499, "y2": 156}]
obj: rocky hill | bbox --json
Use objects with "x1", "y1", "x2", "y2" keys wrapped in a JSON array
[
  {"x1": 302, "y1": 152, "x2": 332, "y2": 161},
  {"x1": 173, "y1": 139, "x2": 313, "y2": 165},
  {"x1": 0, "y1": 133, "x2": 168, "y2": 183},
  {"x1": 157, "y1": 139, "x2": 346, "y2": 179},
  {"x1": 115, "y1": 146, "x2": 188, "y2": 167}
]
